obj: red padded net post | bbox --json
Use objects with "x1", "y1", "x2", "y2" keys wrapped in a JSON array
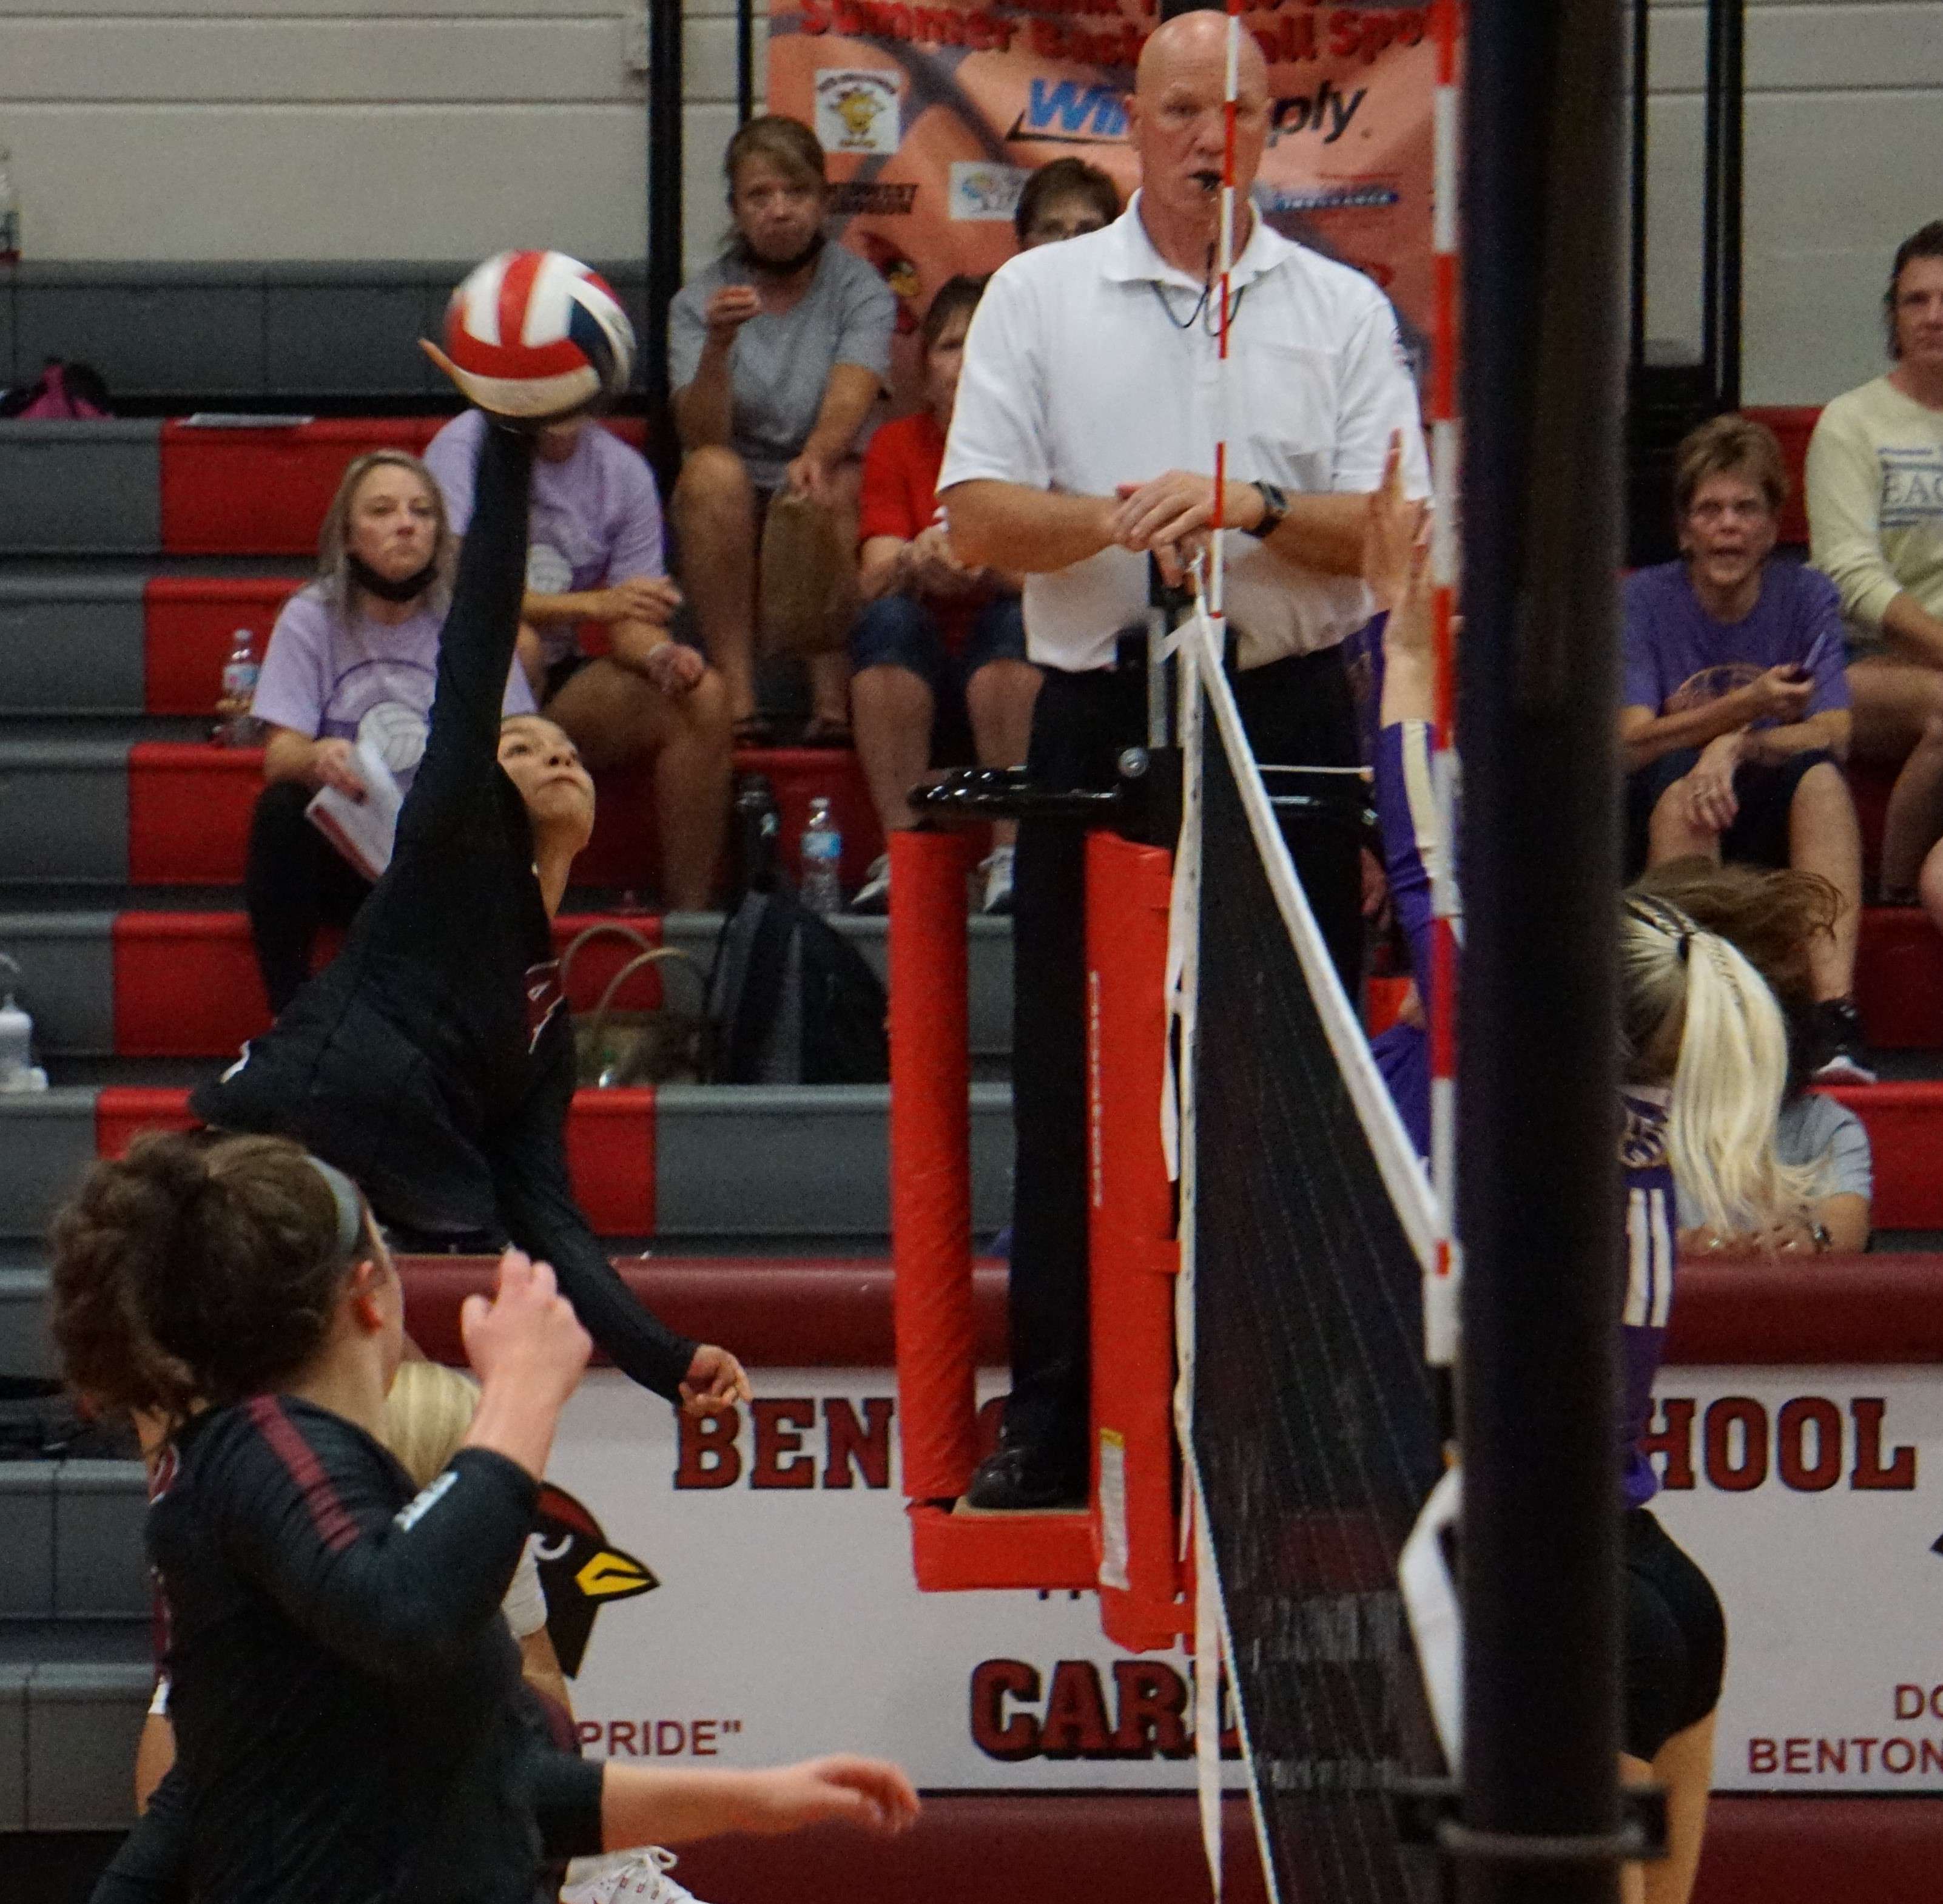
[
  {"x1": 1086, "y1": 832, "x2": 1189, "y2": 1652},
  {"x1": 889, "y1": 828, "x2": 980, "y2": 1501}
]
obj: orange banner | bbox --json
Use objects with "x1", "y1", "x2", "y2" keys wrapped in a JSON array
[{"x1": 769, "y1": 1, "x2": 1441, "y2": 400}]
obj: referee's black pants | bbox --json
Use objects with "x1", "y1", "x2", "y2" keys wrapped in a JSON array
[{"x1": 1004, "y1": 646, "x2": 1365, "y2": 1457}]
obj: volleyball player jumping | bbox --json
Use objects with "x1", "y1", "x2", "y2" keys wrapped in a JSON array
[
  {"x1": 1364, "y1": 439, "x2": 1814, "y2": 1904},
  {"x1": 189, "y1": 404, "x2": 746, "y2": 1417}
]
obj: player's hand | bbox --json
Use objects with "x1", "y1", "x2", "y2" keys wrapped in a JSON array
[
  {"x1": 704, "y1": 285, "x2": 763, "y2": 339},
  {"x1": 681, "y1": 1343, "x2": 752, "y2": 1416},
  {"x1": 1686, "y1": 734, "x2": 1743, "y2": 834},
  {"x1": 461, "y1": 1248, "x2": 592, "y2": 1408},
  {"x1": 309, "y1": 737, "x2": 368, "y2": 802},
  {"x1": 601, "y1": 576, "x2": 684, "y2": 626},
  {"x1": 643, "y1": 641, "x2": 706, "y2": 698},
  {"x1": 1364, "y1": 430, "x2": 1430, "y2": 613},
  {"x1": 1745, "y1": 664, "x2": 1814, "y2": 724},
  {"x1": 739, "y1": 1756, "x2": 921, "y2": 1837}
]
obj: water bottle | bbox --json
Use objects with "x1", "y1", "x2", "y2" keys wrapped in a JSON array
[
  {"x1": 800, "y1": 797, "x2": 843, "y2": 914},
  {"x1": 215, "y1": 629, "x2": 263, "y2": 745},
  {"x1": 0, "y1": 147, "x2": 19, "y2": 265},
  {"x1": 0, "y1": 954, "x2": 45, "y2": 1092},
  {"x1": 732, "y1": 772, "x2": 780, "y2": 897}
]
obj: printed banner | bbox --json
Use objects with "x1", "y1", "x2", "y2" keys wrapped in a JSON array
[
  {"x1": 548, "y1": 1370, "x2": 1242, "y2": 1790},
  {"x1": 1649, "y1": 1366, "x2": 1943, "y2": 1794},
  {"x1": 547, "y1": 1366, "x2": 1943, "y2": 1793},
  {"x1": 766, "y1": 1, "x2": 1443, "y2": 401}
]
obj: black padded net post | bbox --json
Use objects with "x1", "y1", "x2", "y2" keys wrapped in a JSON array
[{"x1": 1191, "y1": 722, "x2": 1445, "y2": 1904}]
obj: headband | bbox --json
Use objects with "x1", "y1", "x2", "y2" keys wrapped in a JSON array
[{"x1": 303, "y1": 1154, "x2": 367, "y2": 1268}]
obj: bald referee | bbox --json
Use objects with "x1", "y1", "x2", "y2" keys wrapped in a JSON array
[{"x1": 939, "y1": 9, "x2": 1430, "y2": 1510}]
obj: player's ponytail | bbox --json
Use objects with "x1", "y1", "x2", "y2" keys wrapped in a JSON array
[
  {"x1": 49, "y1": 1132, "x2": 374, "y2": 1425},
  {"x1": 1620, "y1": 897, "x2": 1818, "y2": 1240}
]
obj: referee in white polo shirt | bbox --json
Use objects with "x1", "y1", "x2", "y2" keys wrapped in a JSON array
[{"x1": 938, "y1": 8, "x2": 1430, "y2": 1510}]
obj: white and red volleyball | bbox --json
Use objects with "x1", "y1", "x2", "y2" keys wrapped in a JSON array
[{"x1": 440, "y1": 251, "x2": 635, "y2": 421}]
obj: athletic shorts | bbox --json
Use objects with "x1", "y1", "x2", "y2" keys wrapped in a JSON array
[
  {"x1": 1625, "y1": 746, "x2": 1834, "y2": 879},
  {"x1": 1623, "y1": 1506, "x2": 1725, "y2": 1759}
]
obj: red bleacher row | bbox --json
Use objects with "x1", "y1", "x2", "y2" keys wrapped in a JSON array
[
  {"x1": 129, "y1": 741, "x2": 887, "y2": 893},
  {"x1": 84, "y1": 1078, "x2": 1943, "y2": 1233}
]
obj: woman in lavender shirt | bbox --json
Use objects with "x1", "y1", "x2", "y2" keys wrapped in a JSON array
[{"x1": 247, "y1": 451, "x2": 535, "y2": 1013}]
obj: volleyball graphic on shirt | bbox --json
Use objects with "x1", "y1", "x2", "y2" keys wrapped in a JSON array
[
  {"x1": 357, "y1": 700, "x2": 429, "y2": 779},
  {"x1": 527, "y1": 542, "x2": 575, "y2": 596},
  {"x1": 442, "y1": 251, "x2": 636, "y2": 422}
]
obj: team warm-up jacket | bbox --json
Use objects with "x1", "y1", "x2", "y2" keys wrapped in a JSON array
[
  {"x1": 93, "y1": 1396, "x2": 604, "y2": 1903},
  {"x1": 190, "y1": 424, "x2": 697, "y2": 1402}
]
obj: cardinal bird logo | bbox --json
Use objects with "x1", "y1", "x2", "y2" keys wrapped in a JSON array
[{"x1": 534, "y1": 1483, "x2": 659, "y2": 1678}]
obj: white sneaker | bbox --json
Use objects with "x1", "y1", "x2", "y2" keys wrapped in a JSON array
[
  {"x1": 850, "y1": 851, "x2": 892, "y2": 913},
  {"x1": 561, "y1": 1846, "x2": 702, "y2": 1904},
  {"x1": 978, "y1": 845, "x2": 1015, "y2": 916}
]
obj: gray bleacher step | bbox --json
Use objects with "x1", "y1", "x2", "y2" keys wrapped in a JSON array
[
  {"x1": 0, "y1": 422, "x2": 161, "y2": 558},
  {"x1": 0, "y1": 742, "x2": 129, "y2": 885},
  {"x1": 655, "y1": 1081, "x2": 1015, "y2": 1240},
  {"x1": 0, "y1": 1463, "x2": 147, "y2": 1621},
  {"x1": 0, "y1": 909, "x2": 1017, "y2": 1064},
  {"x1": 0, "y1": 1083, "x2": 1015, "y2": 1243},
  {"x1": 0, "y1": 1271, "x2": 54, "y2": 1377},
  {"x1": 22, "y1": 1662, "x2": 152, "y2": 1831}
]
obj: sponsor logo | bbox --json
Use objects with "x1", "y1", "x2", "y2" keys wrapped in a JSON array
[
  {"x1": 948, "y1": 160, "x2": 1029, "y2": 223},
  {"x1": 392, "y1": 1468, "x2": 459, "y2": 1533},
  {"x1": 1268, "y1": 78, "x2": 1368, "y2": 147},
  {"x1": 1007, "y1": 77, "x2": 1129, "y2": 146},
  {"x1": 830, "y1": 180, "x2": 919, "y2": 217},
  {"x1": 815, "y1": 68, "x2": 902, "y2": 154}
]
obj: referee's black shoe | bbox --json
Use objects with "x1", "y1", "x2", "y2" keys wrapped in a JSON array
[{"x1": 962, "y1": 1436, "x2": 1088, "y2": 1513}]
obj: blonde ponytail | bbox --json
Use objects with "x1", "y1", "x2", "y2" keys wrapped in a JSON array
[{"x1": 1620, "y1": 898, "x2": 1820, "y2": 1240}]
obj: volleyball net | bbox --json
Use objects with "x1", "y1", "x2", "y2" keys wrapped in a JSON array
[{"x1": 1170, "y1": 613, "x2": 1450, "y2": 1904}]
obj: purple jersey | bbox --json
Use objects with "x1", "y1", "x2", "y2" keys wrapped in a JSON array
[
  {"x1": 1370, "y1": 673, "x2": 1442, "y2": 1160},
  {"x1": 252, "y1": 587, "x2": 534, "y2": 792},
  {"x1": 1620, "y1": 1087, "x2": 1678, "y2": 1508},
  {"x1": 1620, "y1": 559, "x2": 1850, "y2": 723},
  {"x1": 424, "y1": 410, "x2": 666, "y2": 667}
]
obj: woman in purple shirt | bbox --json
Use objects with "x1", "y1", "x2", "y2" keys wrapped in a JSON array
[{"x1": 248, "y1": 451, "x2": 535, "y2": 1013}]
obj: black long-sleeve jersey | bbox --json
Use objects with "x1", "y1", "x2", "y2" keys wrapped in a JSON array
[
  {"x1": 190, "y1": 425, "x2": 696, "y2": 1403},
  {"x1": 93, "y1": 1396, "x2": 604, "y2": 1904}
]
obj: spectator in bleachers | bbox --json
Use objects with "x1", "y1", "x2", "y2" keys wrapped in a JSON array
[
  {"x1": 847, "y1": 276, "x2": 1039, "y2": 916},
  {"x1": 1013, "y1": 157, "x2": 1122, "y2": 251},
  {"x1": 247, "y1": 451, "x2": 535, "y2": 1014},
  {"x1": 669, "y1": 115, "x2": 897, "y2": 746},
  {"x1": 1620, "y1": 414, "x2": 1872, "y2": 1084},
  {"x1": 1633, "y1": 857, "x2": 1873, "y2": 1255},
  {"x1": 1806, "y1": 220, "x2": 1943, "y2": 926},
  {"x1": 423, "y1": 410, "x2": 732, "y2": 911}
]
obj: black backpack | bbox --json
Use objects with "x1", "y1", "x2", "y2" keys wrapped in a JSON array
[{"x1": 707, "y1": 886, "x2": 889, "y2": 1084}]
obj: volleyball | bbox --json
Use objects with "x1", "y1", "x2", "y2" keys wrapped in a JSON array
[{"x1": 439, "y1": 251, "x2": 635, "y2": 422}]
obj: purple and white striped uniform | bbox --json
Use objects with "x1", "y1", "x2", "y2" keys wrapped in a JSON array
[{"x1": 1620, "y1": 1087, "x2": 1679, "y2": 1507}]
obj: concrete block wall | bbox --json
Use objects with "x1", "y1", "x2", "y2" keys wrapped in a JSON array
[{"x1": 1644, "y1": 0, "x2": 1943, "y2": 401}]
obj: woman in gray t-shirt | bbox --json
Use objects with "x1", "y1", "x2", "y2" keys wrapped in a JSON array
[{"x1": 668, "y1": 115, "x2": 897, "y2": 746}]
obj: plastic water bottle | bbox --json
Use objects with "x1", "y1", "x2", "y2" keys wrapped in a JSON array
[
  {"x1": 0, "y1": 147, "x2": 19, "y2": 265},
  {"x1": 800, "y1": 797, "x2": 843, "y2": 914},
  {"x1": 0, "y1": 954, "x2": 45, "y2": 1092},
  {"x1": 732, "y1": 772, "x2": 780, "y2": 897},
  {"x1": 215, "y1": 629, "x2": 263, "y2": 745}
]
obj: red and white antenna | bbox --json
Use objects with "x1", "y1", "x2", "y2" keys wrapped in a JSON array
[{"x1": 1425, "y1": 0, "x2": 1464, "y2": 1379}]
